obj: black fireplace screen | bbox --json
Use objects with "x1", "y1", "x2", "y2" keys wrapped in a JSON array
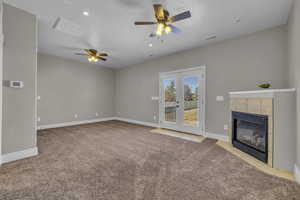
[{"x1": 232, "y1": 112, "x2": 268, "y2": 163}]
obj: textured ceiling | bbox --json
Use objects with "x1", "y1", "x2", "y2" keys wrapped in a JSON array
[{"x1": 5, "y1": 0, "x2": 293, "y2": 68}]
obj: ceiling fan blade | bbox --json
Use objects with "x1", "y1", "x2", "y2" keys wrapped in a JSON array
[
  {"x1": 90, "y1": 49, "x2": 98, "y2": 55},
  {"x1": 169, "y1": 11, "x2": 191, "y2": 22},
  {"x1": 97, "y1": 53, "x2": 108, "y2": 57},
  {"x1": 169, "y1": 24, "x2": 181, "y2": 34},
  {"x1": 135, "y1": 21, "x2": 157, "y2": 25},
  {"x1": 84, "y1": 49, "x2": 98, "y2": 56},
  {"x1": 153, "y1": 4, "x2": 164, "y2": 20},
  {"x1": 75, "y1": 53, "x2": 88, "y2": 56},
  {"x1": 84, "y1": 49, "x2": 93, "y2": 55},
  {"x1": 98, "y1": 57, "x2": 107, "y2": 61}
]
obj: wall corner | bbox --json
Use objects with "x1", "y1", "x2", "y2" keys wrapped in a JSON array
[{"x1": 295, "y1": 164, "x2": 300, "y2": 184}]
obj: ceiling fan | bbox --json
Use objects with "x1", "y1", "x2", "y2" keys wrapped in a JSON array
[
  {"x1": 75, "y1": 49, "x2": 108, "y2": 62},
  {"x1": 134, "y1": 4, "x2": 191, "y2": 37}
]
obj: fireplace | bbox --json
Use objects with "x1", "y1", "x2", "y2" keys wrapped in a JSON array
[{"x1": 232, "y1": 111, "x2": 268, "y2": 163}]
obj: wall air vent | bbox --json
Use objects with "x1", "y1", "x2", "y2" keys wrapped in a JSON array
[
  {"x1": 53, "y1": 17, "x2": 83, "y2": 37},
  {"x1": 206, "y1": 35, "x2": 217, "y2": 41}
]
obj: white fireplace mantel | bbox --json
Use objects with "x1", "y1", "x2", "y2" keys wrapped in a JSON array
[{"x1": 229, "y1": 88, "x2": 296, "y2": 98}]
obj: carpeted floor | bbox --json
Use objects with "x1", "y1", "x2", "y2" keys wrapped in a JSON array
[{"x1": 0, "y1": 121, "x2": 300, "y2": 200}]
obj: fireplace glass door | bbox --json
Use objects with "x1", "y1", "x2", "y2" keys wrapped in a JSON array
[
  {"x1": 232, "y1": 112, "x2": 268, "y2": 163},
  {"x1": 236, "y1": 120, "x2": 266, "y2": 152}
]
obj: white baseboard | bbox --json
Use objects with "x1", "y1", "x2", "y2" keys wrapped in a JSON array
[
  {"x1": 295, "y1": 164, "x2": 300, "y2": 184},
  {"x1": 1, "y1": 147, "x2": 38, "y2": 164},
  {"x1": 115, "y1": 118, "x2": 229, "y2": 142},
  {"x1": 37, "y1": 117, "x2": 229, "y2": 143},
  {"x1": 37, "y1": 117, "x2": 116, "y2": 130},
  {"x1": 115, "y1": 117, "x2": 160, "y2": 128},
  {"x1": 206, "y1": 132, "x2": 230, "y2": 142}
]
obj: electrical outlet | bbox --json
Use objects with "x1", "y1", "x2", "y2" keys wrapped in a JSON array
[
  {"x1": 37, "y1": 117, "x2": 41, "y2": 122},
  {"x1": 37, "y1": 96, "x2": 41, "y2": 100},
  {"x1": 74, "y1": 114, "x2": 78, "y2": 118},
  {"x1": 96, "y1": 112, "x2": 99, "y2": 117},
  {"x1": 224, "y1": 125, "x2": 228, "y2": 130}
]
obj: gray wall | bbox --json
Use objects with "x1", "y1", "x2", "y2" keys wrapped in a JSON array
[
  {"x1": 2, "y1": 4, "x2": 37, "y2": 154},
  {"x1": 37, "y1": 54, "x2": 115, "y2": 126},
  {"x1": 0, "y1": 1, "x2": 3, "y2": 157},
  {"x1": 115, "y1": 26, "x2": 288, "y2": 136},
  {"x1": 288, "y1": 0, "x2": 300, "y2": 169}
]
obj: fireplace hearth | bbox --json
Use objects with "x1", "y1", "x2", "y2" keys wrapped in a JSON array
[{"x1": 232, "y1": 111, "x2": 268, "y2": 163}]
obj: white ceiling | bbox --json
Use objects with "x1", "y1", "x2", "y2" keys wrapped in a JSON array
[{"x1": 5, "y1": 0, "x2": 293, "y2": 68}]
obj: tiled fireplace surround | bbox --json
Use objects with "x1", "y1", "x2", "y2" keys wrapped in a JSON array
[{"x1": 230, "y1": 97, "x2": 273, "y2": 167}]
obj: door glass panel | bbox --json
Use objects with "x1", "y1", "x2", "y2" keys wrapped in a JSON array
[
  {"x1": 163, "y1": 78, "x2": 176, "y2": 122},
  {"x1": 183, "y1": 76, "x2": 199, "y2": 127}
]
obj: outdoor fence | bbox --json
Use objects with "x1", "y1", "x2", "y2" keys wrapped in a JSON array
[{"x1": 165, "y1": 101, "x2": 197, "y2": 112}]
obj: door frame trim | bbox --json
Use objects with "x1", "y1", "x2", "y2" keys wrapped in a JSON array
[
  {"x1": 159, "y1": 66, "x2": 206, "y2": 76},
  {"x1": 159, "y1": 66, "x2": 206, "y2": 136}
]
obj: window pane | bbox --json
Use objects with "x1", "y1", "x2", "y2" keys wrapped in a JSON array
[
  {"x1": 164, "y1": 78, "x2": 176, "y2": 122},
  {"x1": 183, "y1": 76, "x2": 199, "y2": 127}
]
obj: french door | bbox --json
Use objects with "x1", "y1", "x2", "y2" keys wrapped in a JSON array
[{"x1": 159, "y1": 67, "x2": 206, "y2": 136}]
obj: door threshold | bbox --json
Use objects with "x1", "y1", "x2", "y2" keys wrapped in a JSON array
[{"x1": 150, "y1": 128, "x2": 204, "y2": 143}]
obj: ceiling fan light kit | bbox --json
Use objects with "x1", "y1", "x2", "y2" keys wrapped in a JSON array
[
  {"x1": 88, "y1": 56, "x2": 98, "y2": 62},
  {"x1": 156, "y1": 23, "x2": 172, "y2": 36}
]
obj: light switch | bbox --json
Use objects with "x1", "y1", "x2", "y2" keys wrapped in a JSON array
[{"x1": 216, "y1": 96, "x2": 224, "y2": 102}]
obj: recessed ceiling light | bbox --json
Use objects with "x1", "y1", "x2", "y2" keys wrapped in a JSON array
[
  {"x1": 83, "y1": 11, "x2": 89, "y2": 16},
  {"x1": 149, "y1": 43, "x2": 153, "y2": 47}
]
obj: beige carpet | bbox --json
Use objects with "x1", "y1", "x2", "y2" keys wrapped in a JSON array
[{"x1": 0, "y1": 120, "x2": 299, "y2": 200}]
